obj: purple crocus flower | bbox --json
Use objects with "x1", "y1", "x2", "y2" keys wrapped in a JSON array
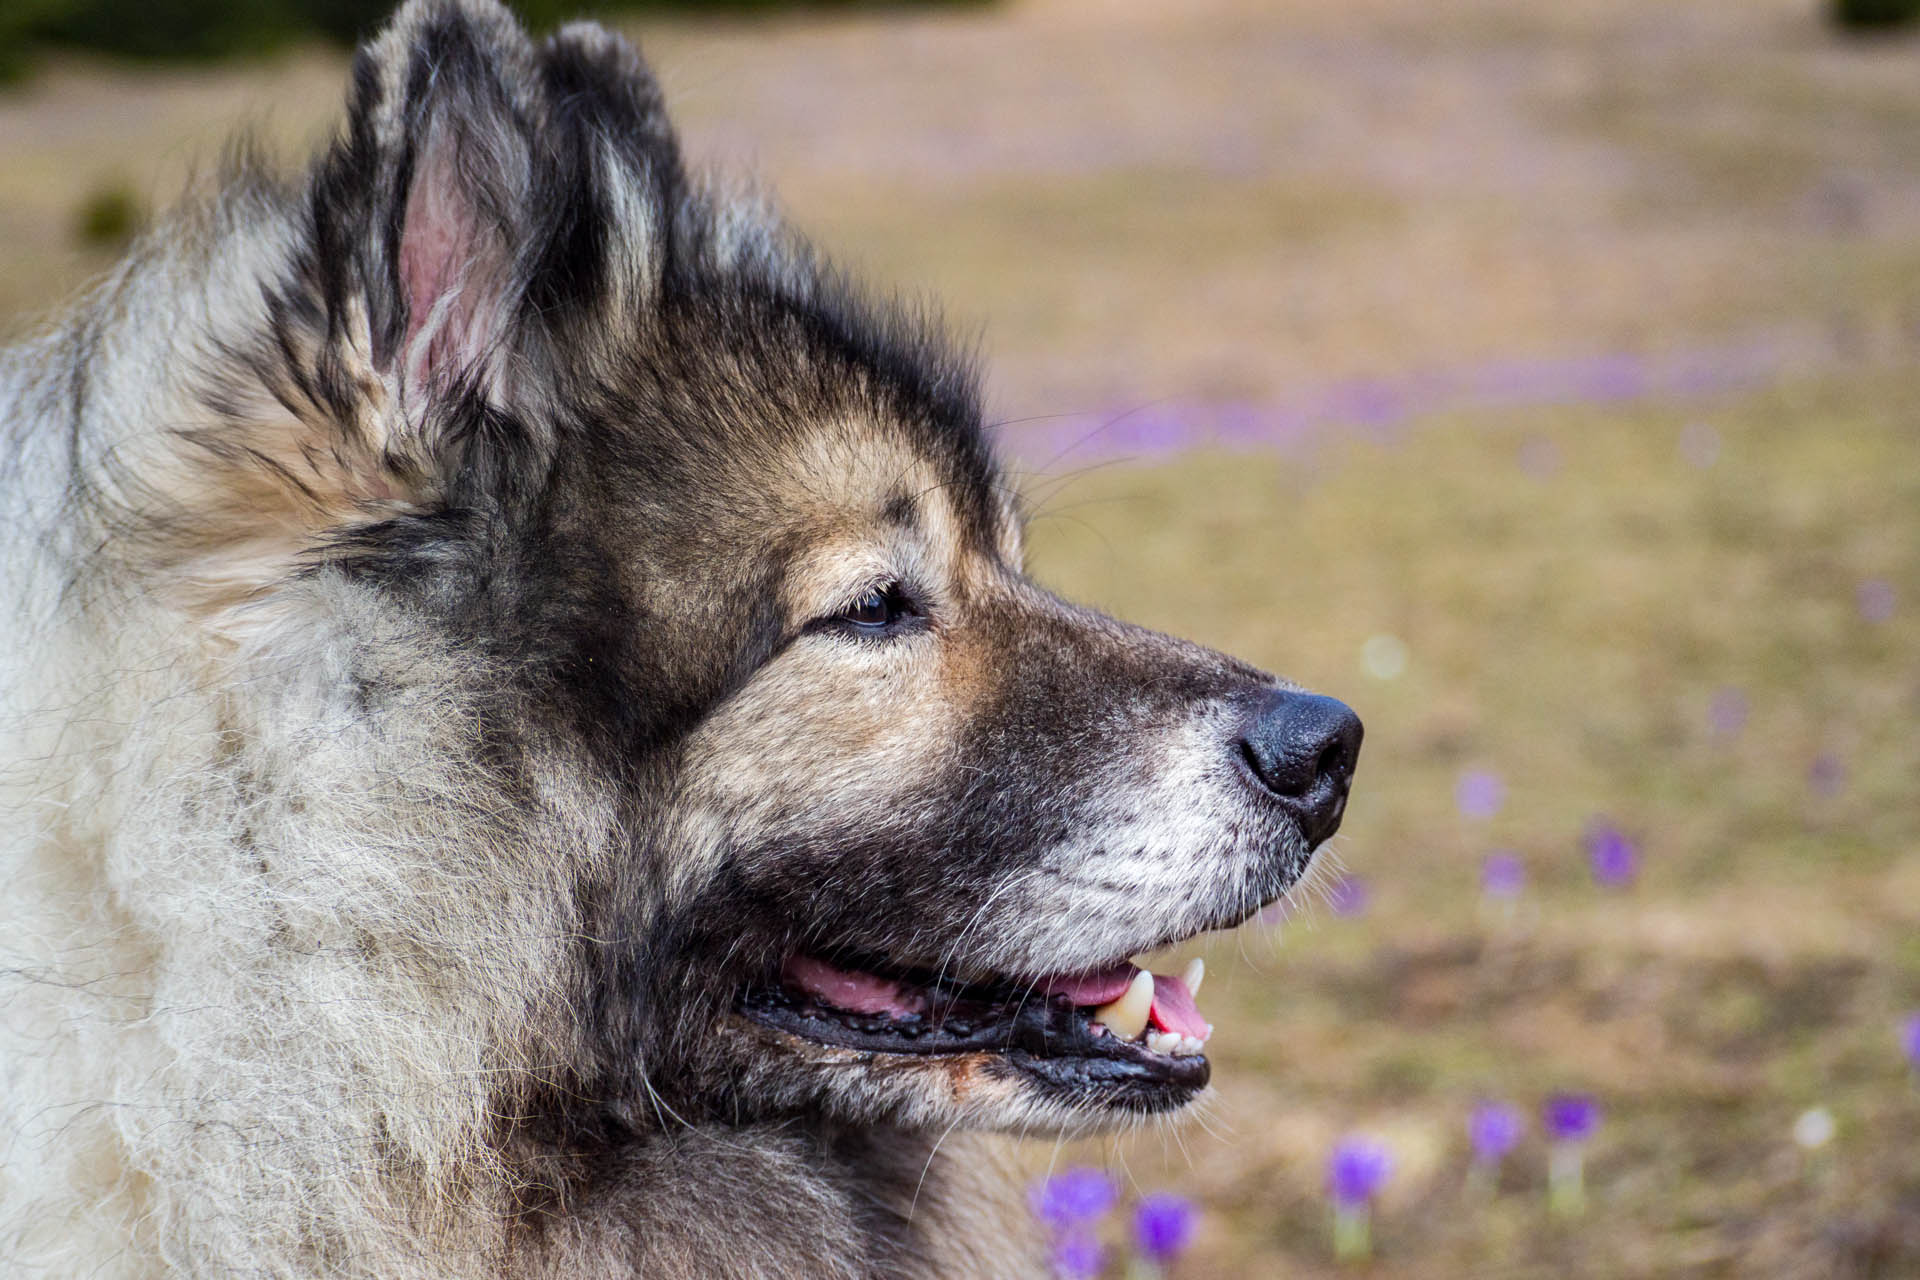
[
  {"x1": 1133, "y1": 1192, "x2": 1198, "y2": 1264},
  {"x1": 1029, "y1": 1168, "x2": 1118, "y2": 1231},
  {"x1": 1469, "y1": 1101, "x2": 1524, "y2": 1165},
  {"x1": 1327, "y1": 1137, "x2": 1392, "y2": 1262},
  {"x1": 1455, "y1": 769, "x2": 1505, "y2": 819},
  {"x1": 1586, "y1": 821, "x2": 1638, "y2": 888},
  {"x1": 1051, "y1": 1229, "x2": 1103, "y2": 1280},
  {"x1": 1901, "y1": 1013, "x2": 1920, "y2": 1069},
  {"x1": 1327, "y1": 873, "x2": 1369, "y2": 917},
  {"x1": 1707, "y1": 687, "x2": 1749, "y2": 739},
  {"x1": 1581, "y1": 351, "x2": 1648, "y2": 401},
  {"x1": 1543, "y1": 1095, "x2": 1600, "y2": 1217},
  {"x1": 1808, "y1": 753, "x2": 1846, "y2": 798},
  {"x1": 1108, "y1": 406, "x2": 1200, "y2": 457},
  {"x1": 1857, "y1": 579, "x2": 1896, "y2": 623},
  {"x1": 1481, "y1": 852, "x2": 1525, "y2": 899},
  {"x1": 1543, "y1": 1094, "x2": 1601, "y2": 1144},
  {"x1": 1323, "y1": 378, "x2": 1404, "y2": 431},
  {"x1": 1326, "y1": 1136, "x2": 1394, "y2": 1208}
]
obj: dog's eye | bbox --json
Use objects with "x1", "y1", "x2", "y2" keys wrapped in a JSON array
[
  {"x1": 832, "y1": 584, "x2": 919, "y2": 637},
  {"x1": 845, "y1": 589, "x2": 894, "y2": 628}
]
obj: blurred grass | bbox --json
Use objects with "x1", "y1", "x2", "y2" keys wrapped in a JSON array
[{"x1": 1, "y1": 0, "x2": 1918, "y2": 1275}]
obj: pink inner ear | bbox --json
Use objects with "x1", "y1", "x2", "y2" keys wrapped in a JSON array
[
  {"x1": 398, "y1": 212, "x2": 466, "y2": 343},
  {"x1": 394, "y1": 135, "x2": 497, "y2": 388}
]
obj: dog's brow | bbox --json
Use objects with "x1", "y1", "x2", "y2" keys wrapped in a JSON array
[{"x1": 880, "y1": 491, "x2": 920, "y2": 531}]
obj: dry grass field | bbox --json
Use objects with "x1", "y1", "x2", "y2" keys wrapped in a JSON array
[{"x1": 3, "y1": 0, "x2": 1918, "y2": 1275}]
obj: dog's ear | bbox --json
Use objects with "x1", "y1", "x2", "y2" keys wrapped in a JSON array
[
  {"x1": 529, "y1": 20, "x2": 800, "y2": 333},
  {"x1": 287, "y1": 0, "x2": 545, "y2": 498},
  {"x1": 155, "y1": 1, "x2": 559, "y2": 628},
  {"x1": 329, "y1": 0, "x2": 540, "y2": 389},
  {"x1": 526, "y1": 20, "x2": 684, "y2": 326}
]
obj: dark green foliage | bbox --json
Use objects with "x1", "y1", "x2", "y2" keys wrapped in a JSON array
[
  {"x1": 296, "y1": 1, "x2": 674, "y2": 45},
  {"x1": 73, "y1": 183, "x2": 144, "y2": 248},
  {"x1": 37, "y1": 0, "x2": 302, "y2": 60},
  {"x1": 1829, "y1": 0, "x2": 1920, "y2": 29},
  {"x1": 0, "y1": 0, "x2": 77, "y2": 80},
  {"x1": 1, "y1": 0, "x2": 996, "y2": 76}
]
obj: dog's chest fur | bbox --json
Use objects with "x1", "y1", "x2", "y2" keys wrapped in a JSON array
[{"x1": 509, "y1": 1129, "x2": 1041, "y2": 1278}]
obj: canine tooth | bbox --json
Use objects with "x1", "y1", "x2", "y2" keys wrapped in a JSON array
[
  {"x1": 1091, "y1": 970, "x2": 1154, "y2": 1041},
  {"x1": 1181, "y1": 958, "x2": 1205, "y2": 996}
]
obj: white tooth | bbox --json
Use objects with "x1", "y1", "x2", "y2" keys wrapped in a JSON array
[
  {"x1": 1091, "y1": 970, "x2": 1154, "y2": 1041},
  {"x1": 1181, "y1": 957, "x2": 1205, "y2": 996},
  {"x1": 1145, "y1": 1030, "x2": 1179, "y2": 1055}
]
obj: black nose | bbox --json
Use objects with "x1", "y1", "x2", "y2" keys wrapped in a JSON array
[{"x1": 1237, "y1": 690, "x2": 1363, "y2": 846}]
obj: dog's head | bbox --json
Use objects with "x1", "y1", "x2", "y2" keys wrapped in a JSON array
[{"x1": 190, "y1": 0, "x2": 1359, "y2": 1145}]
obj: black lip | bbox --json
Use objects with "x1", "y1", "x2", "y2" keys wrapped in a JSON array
[{"x1": 737, "y1": 978, "x2": 1209, "y2": 1104}]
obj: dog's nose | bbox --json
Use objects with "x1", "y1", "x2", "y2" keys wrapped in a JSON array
[{"x1": 1237, "y1": 690, "x2": 1363, "y2": 846}]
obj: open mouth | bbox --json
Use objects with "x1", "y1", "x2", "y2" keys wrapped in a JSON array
[{"x1": 738, "y1": 951, "x2": 1215, "y2": 1109}]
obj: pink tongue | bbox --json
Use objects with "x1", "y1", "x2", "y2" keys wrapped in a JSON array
[
  {"x1": 1147, "y1": 973, "x2": 1209, "y2": 1040},
  {"x1": 783, "y1": 956, "x2": 927, "y2": 1017},
  {"x1": 1038, "y1": 963, "x2": 1137, "y2": 1006}
]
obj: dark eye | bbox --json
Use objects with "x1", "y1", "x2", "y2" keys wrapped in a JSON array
[
  {"x1": 843, "y1": 587, "x2": 896, "y2": 628},
  {"x1": 826, "y1": 583, "x2": 924, "y2": 640}
]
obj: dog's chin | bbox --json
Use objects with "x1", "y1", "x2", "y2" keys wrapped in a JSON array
[
  {"x1": 727, "y1": 939, "x2": 1227, "y2": 1131},
  {"x1": 723, "y1": 1035, "x2": 1208, "y2": 1136}
]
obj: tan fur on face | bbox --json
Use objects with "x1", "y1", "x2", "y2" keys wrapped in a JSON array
[
  {"x1": 771, "y1": 426, "x2": 970, "y2": 610},
  {"x1": 660, "y1": 422, "x2": 1012, "y2": 904}
]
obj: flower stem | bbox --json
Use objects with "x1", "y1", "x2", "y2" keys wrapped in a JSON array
[
  {"x1": 1333, "y1": 1204, "x2": 1372, "y2": 1262},
  {"x1": 1548, "y1": 1143, "x2": 1586, "y2": 1218},
  {"x1": 1465, "y1": 1160, "x2": 1494, "y2": 1200}
]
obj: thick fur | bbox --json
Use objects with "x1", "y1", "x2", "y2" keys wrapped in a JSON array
[{"x1": 0, "y1": 4, "x2": 1336, "y2": 1275}]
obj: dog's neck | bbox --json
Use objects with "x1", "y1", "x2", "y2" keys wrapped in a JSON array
[{"x1": 510, "y1": 1124, "x2": 1043, "y2": 1279}]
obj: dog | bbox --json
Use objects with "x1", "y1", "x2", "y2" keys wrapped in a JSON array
[{"x1": 0, "y1": 2, "x2": 1361, "y2": 1274}]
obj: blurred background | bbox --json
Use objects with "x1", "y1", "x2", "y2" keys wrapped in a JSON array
[{"x1": 3, "y1": 0, "x2": 1918, "y2": 1274}]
